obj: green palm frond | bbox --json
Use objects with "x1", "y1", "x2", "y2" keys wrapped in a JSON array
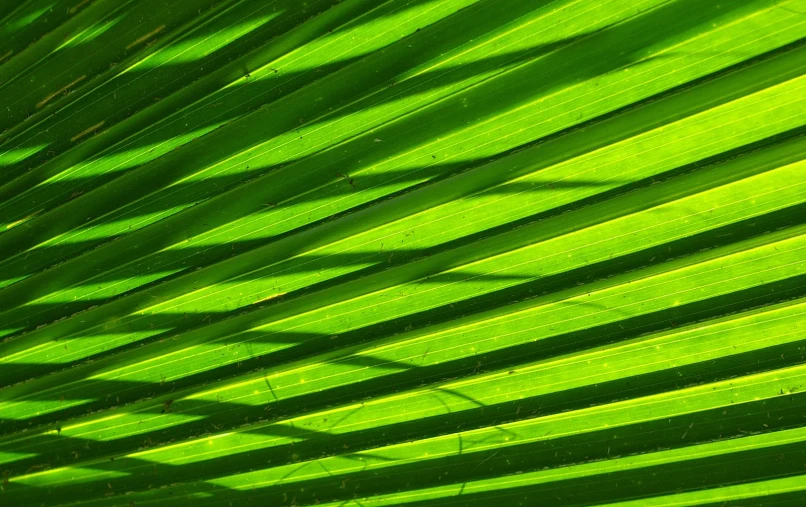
[{"x1": 1, "y1": 0, "x2": 805, "y2": 505}]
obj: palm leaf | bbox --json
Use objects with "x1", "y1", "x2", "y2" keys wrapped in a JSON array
[{"x1": 1, "y1": 0, "x2": 805, "y2": 505}]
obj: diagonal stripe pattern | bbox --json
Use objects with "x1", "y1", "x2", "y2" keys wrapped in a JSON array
[{"x1": 1, "y1": 0, "x2": 806, "y2": 505}]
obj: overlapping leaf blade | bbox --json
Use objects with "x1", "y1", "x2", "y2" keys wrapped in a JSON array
[{"x1": 1, "y1": 1, "x2": 805, "y2": 506}]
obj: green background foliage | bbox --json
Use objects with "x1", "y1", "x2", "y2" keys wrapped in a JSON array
[{"x1": 1, "y1": 0, "x2": 805, "y2": 505}]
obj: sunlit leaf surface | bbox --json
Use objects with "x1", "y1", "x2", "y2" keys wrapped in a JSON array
[{"x1": 1, "y1": 0, "x2": 805, "y2": 505}]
